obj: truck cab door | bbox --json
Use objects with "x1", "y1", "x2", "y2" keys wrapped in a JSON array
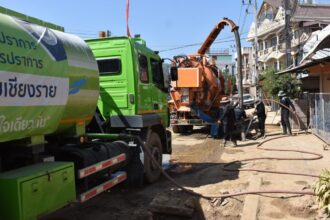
[
  {"x1": 97, "y1": 47, "x2": 133, "y2": 118},
  {"x1": 136, "y1": 53, "x2": 153, "y2": 114},
  {"x1": 150, "y1": 58, "x2": 168, "y2": 126}
]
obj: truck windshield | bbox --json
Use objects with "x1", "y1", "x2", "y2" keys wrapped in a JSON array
[{"x1": 97, "y1": 58, "x2": 121, "y2": 75}]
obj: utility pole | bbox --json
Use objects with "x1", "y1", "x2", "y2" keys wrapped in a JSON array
[
  {"x1": 284, "y1": 0, "x2": 292, "y2": 67},
  {"x1": 253, "y1": 0, "x2": 259, "y2": 86},
  {"x1": 243, "y1": 0, "x2": 259, "y2": 94}
]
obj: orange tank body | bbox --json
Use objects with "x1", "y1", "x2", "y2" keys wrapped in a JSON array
[
  {"x1": 169, "y1": 18, "x2": 239, "y2": 131},
  {"x1": 169, "y1": 56, "x2": 231, "y2": 113}
]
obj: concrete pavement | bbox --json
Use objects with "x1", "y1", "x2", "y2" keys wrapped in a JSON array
[{"x1": 223, "y1": 131, "x2": 329, "y2": 219}]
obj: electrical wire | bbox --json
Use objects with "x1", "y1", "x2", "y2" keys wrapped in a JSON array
[
  {"x1": 238, "y1": 2, "x2": 244, "y2": 29},
  {"x1": 240, "y1": 4, "x2": 250, "y2": 36},
  {"x1": 159, "y1": 35, "x2": 249, "y2": 53}
]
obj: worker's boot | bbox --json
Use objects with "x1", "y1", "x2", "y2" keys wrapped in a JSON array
[
  {"x1": 221, "y1": 139, "x2": 226, "y2": 147},
  {"x1": 282, "y1": 126, "x2": 287, "y2": 135},
  {"x1": 260, "y1": 129, "x2": 265, "y2": 138},
  {"x1": 287, "y1": 124, "x2": 292, "y2": 136}
]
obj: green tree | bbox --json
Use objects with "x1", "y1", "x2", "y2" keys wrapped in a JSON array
[{"x1": 260, "y1": 69, "x2": 302, "y2": 99}]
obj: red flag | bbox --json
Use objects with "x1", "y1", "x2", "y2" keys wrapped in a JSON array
[{"x1": 126, "y1": 0, "x2": 131, "y2": 37}]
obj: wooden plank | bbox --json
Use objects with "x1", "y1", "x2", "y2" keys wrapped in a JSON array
[{"x1": 241, "y1": 176, "x2": 262, "y2": 220}]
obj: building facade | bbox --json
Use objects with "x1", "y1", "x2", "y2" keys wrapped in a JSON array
[
  {"x1": 241, "y1": 47, "x2": 257, "y2": 95},
  {"x1": 247, "y1": 0, "x2": 330, "y2": 81},
  {"x1": 206, "y1": 48, "x2": 236, "y2": 76}
]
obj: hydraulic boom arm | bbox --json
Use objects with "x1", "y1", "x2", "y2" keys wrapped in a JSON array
[
  {"x1": 197, "y1": 17, "x2": 243, "y2": 108},
  {"x1": 198, "y1": 18, "x2": 238, "y2": 55}
]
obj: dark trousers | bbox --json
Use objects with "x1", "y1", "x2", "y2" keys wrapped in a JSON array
[
  {"x1": 258, "y1": 116, "x2": 266, "y2": 135},
  {"x1": 281, "y1": 111, "x2": 291, "y2": 134},
  {"x1": 223, "y1": 123, "x2": 235, "y2": 141}
]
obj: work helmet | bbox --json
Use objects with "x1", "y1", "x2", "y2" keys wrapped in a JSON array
[{"x1": 278, "y1": 90, "x2": 286, "y2": 97}]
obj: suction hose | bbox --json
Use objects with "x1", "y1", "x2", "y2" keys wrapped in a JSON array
[
  {"x1": 125, "y1": 133, "x2": 320, "y2": 200},
  {"x1": 87, "y1": 99, "x2": 321, "y2": 200}
]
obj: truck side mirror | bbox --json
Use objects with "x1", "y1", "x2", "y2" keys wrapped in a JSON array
[{"x1": 170, "y1": 66, "x2": 178, "y2": 81}]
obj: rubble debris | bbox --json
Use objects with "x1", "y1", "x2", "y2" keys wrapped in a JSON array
[{"x1": 149, "y1": 193, "x2": 196, "y2": 217}]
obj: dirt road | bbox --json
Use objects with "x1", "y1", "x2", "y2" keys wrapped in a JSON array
[{"x1": 43, "y1": 126, "x2": 328, "y2": 220}]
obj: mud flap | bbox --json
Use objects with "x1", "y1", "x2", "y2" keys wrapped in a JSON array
[
  {"x1": 124, "y1": 145, "x2": 144, "y2": 187},
  {"x1": 165, "y1": 130, "x2": 172, "y2": 154}
]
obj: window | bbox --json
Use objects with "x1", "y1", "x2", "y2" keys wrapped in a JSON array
[
  {"x1": 151, "y1": 58, "x2": 164, "y2": 86},
  {"x1": 293, "y1": 30, "x2": 299, "y2": 39},
  {"x1": 279, "y1": 34, "x2": 285, "y2": 44},
  {"x1": 264, "y1": 41, "x2": 268, "y2": 49},
  {"x1": 138, "y1": 54, "x2": 149, "y2": 83},
  {"x1": 265, "y1": 8, "x2": 273, "y2": 20},
  {"x1": 258, "y1": 7, "x2": 273, "y2": 23},
  {"x1": 297, "y1": 52, "x2": 303, "y2": 64},
  {"x1": 271, "y1": 36, "x2": 277, "y2": 47},
  {"x1": 97, "y1": 58, "x2": 121, "y2": 75}
]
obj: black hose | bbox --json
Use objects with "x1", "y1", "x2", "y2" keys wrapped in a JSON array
[{"x1": 124, "y1": 133, "x2": 320, "y2": 200}]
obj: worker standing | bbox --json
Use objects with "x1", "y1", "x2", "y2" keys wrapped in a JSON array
[
  {"x1": 234, "y1": 105, "x2": 247, "y2": 140},
  {"x1": 254, "y1": 99, "x2": 266, "y2": 137},
  {"x1": 219, "y1": 97, "x2": 238, "y2": 147},
  {"x1": 278, "y1": 91, "x2": 296, "y2": 135}
]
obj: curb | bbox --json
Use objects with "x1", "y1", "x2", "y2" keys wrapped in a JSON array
[{"x1": 241, "y1": 175, "x2": 262, "y2": 220}]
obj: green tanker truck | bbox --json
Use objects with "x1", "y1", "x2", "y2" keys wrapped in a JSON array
[{"x1": 0, "y1": 7, "x2": 171, "y2": 220}]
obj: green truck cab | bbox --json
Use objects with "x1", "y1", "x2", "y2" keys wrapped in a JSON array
[{"x1": 86, "y1": 35, "x2": 172, "y2": 182}]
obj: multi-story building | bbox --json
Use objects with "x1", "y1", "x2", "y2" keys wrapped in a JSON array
[
  {"x1": 206, "y1": 48, "x2": 236, "y2": 75},
  {"x1": 247, "y1": 0, "x2": 330, "y2": 81},
  {"x1": 240, "y1": 47, "x2": 257, "y2": 95}
]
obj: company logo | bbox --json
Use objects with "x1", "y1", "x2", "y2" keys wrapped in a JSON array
[
  {"x1": 14, "y1": 18, "x2": 67, "y2": 62},
  {"x1": 69, "y1": 79, "x2": 87, "y2": 95}
]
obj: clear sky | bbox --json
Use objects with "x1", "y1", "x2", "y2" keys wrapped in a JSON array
[{"x1": 1, "y1": 0, "x2": 262, "y2": 59}]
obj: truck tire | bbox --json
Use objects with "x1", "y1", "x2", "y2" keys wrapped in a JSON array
[
  {"x1": 172, "y1": 125, "x2": 180, "y2": 133},
  {"x1": 172, "y1": 125, "x2": 193, "y2": 134},
  {"x1": 144, "y1": 132, "x2": 163, "y2": 183},
  {"x1": 179, "y1": 125, "x2": 193, "y2": 133}
]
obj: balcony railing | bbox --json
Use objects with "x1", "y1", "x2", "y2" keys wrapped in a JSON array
[{"x1": 299, "y1": 0, "x2": 330, "y2": 5}]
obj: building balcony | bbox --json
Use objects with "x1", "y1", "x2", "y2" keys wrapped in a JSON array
[
  {"x1": 248, "y1": 19, "x2": 285, "y2": 41},
  {"x1": 264, "y1": 48, "x2": 270, "y2": 55}
]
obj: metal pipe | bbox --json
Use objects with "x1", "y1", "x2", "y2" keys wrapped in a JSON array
[
  {"x1": 253, "y1": 0, "x2": 259, "y2": 86},
  {"x1": 234, "y1": 28, "x2": 244, "y2": 108}
]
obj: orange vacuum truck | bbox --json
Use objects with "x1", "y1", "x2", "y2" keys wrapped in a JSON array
[{"x1": 169, "y1": 18, "x2": 243, "y2": 134}]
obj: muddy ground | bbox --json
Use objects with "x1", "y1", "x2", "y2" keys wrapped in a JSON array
[{"x1": 43, "y1": 126, "x2": 327, "y2": 220}]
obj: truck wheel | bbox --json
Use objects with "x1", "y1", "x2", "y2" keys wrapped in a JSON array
[
  {"x1": 172, "y1": 125, "x2": 193, "y2": 134},
  {"x1": 144, "y1": 132, "x2": 163, "y2": 183},
  {"x1": 172, "y1": 125, "x2": 180, "y2": 133},
  {"x1": 178, "y1": 125, "x2": 193, "y2": 133}
]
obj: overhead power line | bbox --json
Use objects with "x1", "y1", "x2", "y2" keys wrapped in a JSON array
[
  {"x1": 240, "y1": 4, "x2": 250, "y2": 35},
  {"x1": 159, "y1": 36, "x2": 250, "y2": 53},
  {"x1": 238, "y1": 3, "x2": 244, "y2": 28}
]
